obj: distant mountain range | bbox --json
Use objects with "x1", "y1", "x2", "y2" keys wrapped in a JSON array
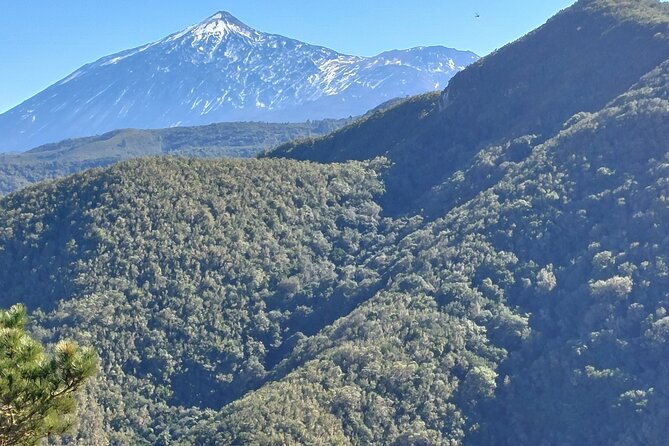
[
  {"x1": 0, "y1": 11, "x2": 478, "y2": 152},
  {"x1": 0, "y1": 118, "x2": 350, "y2": 195}
]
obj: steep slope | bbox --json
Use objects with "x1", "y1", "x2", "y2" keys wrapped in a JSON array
[
  {"x1": 473, "y1": 56, "x2": 669, "y2": 446},
  {"x1": 268, "y1": 0, "x2": 669, "y2": 215},
  {"x1": 181, "y1": 43, "x2": 669, "y2": 446},
  {"x1": 0, "y1": 118, "x2": 349, "y2": 195},
  {"x1": 0, "y1": 12, "x2": 478, "y2": 152}
]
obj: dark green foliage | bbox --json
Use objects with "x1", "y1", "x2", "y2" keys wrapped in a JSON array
[
  {"x1": 0, "y1": 304, "x2": 97, "y2": 446},
  {"x1": 182, "y1": 288, "x2": 514, "y2": 445},
  {"x1": 469, "y1": 59, "x2": 669, "y2": 445},
  {"x1": 0, "y1": 118, "x2": 349, "y2": 196},
  {"x1": 0, "y1": 157, "x2": 391, "y2": 443},
  {"x1": 1, "y1": 0, "x2": 669, "y2": 445}
]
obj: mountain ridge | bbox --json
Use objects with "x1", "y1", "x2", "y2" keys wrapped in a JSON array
[{"x1": 268, "y1": 0, "x2": 669, "y2": 215}]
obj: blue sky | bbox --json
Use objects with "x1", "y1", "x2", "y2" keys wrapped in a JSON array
[{"x1": 0, "y1": 0, "x2": 575, "y2": 113}]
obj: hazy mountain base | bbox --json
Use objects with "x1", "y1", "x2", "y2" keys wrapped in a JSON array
[
  {"x1": 0, "y1": 10, "x2": 477, "y2": 152},
  {"x1": 0, "y1": 119, "x2": 349, "y2": 196}
]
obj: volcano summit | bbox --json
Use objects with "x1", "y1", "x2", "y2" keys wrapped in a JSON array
[{"x1": 0, "y1": 12, "x2": 478, "y2": 151}]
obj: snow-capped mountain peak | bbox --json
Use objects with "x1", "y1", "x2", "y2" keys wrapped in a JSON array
[
  {"x1": 157, "y1": 10, "x2": 260, "y2": 57},
  {"x1": 0, "y1": 11, "x2": 480, "y2": 152},
  {"x1": 179, "y1": 11, "x2": 258, "y2": 43}
]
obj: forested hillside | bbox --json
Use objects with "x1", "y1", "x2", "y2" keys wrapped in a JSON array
[
  {"x1": 1, "y1": 0, "x2": 669, "y2": 444},
  {"x1": 181, "y1": 44, "x2": 669, "y2": 446},
  {"x1": 268, "y1": 0, "x2": 669, "y2": 215},
  {"x1": 0, "y1": 118, "x2": 348, "y2": 196}
]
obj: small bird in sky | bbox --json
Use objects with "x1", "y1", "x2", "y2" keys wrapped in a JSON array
[{"x1": 475, "y1": 12, "x2": 481, "y2": 18}]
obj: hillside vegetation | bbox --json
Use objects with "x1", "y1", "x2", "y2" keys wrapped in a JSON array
[
  {"x1": 0, "y1": 157, "x2": 394, "y2": 444},
  {"x1": 182, "y1": 49, "x2": 669, "y2": 446},
  {"x1": 1, "y1": 0, "x2": 668, "y2": 444}
]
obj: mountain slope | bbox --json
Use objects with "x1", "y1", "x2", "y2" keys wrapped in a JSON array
[
  {"x1": 0, "y1": 157, "x2": 390, "y2": 444},
  {"x1": 268, "y1": 0, "x2": 669, "y2": 215},
  {"x1": 178, "y1": 38, "x2": 669, "y2": 446},
  {"x1": 0, "y1": 118, "x2": 349, "y2": 196},
  {"x1": 1, "y1": 0, "x2": 669, "y2": 445},
  {"x1": 474, "y1": 55, "x2": 669, "y2": 446},
  {"x1": 4, "y1": 52, "x2": 667, "y2": 445},
  {"x1": 0, "y1": 12, "x2": 478, "y2": 152}
]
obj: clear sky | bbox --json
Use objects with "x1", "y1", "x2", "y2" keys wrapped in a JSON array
[{"x1": 0, "y1": 0, "x2": 576, "y2": 114}]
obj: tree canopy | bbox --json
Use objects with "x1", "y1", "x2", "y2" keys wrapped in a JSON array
[{"x1": 0, "y1": 304, "x2": 97, "y2": 446}]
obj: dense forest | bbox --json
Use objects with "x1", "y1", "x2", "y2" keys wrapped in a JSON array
[
  {"x1": 1, "y1": 0, "x2": 669, "y2": 444},
  {"x1": 0, "y1": 118, "x2": 349, "y2": 196}
]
